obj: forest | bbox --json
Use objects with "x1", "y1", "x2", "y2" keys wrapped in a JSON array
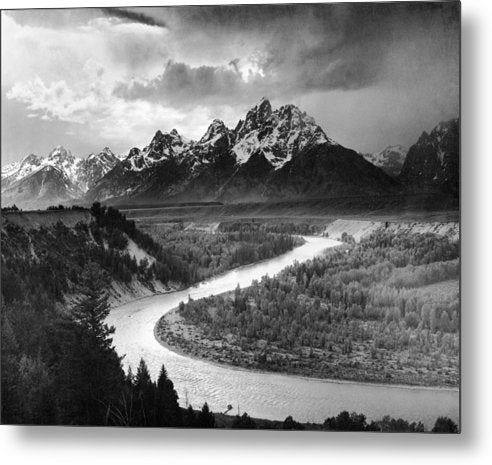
[
  {"x1": 1, "y1": 257, "x2": 214, "y2": 426},
  {"x1": 141, "y1": 220, "x2": 303, "y2": 283},
  {"x1": 168, "y1": 230, "x2": 460, "y2": 385}
]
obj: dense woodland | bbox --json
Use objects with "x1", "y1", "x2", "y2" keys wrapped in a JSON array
[
  {"x1": 176, "y1": 231, "x2": 459, "y2": 385},
  {"x1": 141, "y1": 221, "x2": 303, "y2": 282},
  {"x1": 1, "y1": 258, "x2": 213, "y2": 426},
  {"x1": 218, "y1": 220, "x2": 325, "y2": 236}
]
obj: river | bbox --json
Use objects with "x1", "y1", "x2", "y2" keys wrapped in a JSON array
[{"x1": 107, "y1": 236, "x2": 459, "y2": 427}]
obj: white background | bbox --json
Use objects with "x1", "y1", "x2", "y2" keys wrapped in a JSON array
[{"x1": 0, "y1": 0, "x2": 490, "y2": 464}]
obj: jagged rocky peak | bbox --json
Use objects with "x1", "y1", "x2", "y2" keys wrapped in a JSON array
[
  {"x1": 232, "y1": 98, "x2": 336, "y2": 167},
  {"x1": 144, "y1": 128, "x2": 188, "y2": 158},
  {"x1": 100, "y1": 146, "x2": 115, "y2": 157},
  {"x1": 275, "y1": 103, "x2": 327, "y2": 138},
  {"x1": 149, "y1": 128, "x2": 186, "y2": 147},
  {"x1": 399, "y1": 117, "x2": 459, "y2": 195},
  {"x1": 277, "y1": 103, "x2": 313, "y2": 125},
  {"x1": 199, "y1": 119, "x2": 232, "y2": 146},
  {"x1": 433, "y1": 118, "x2": 457, "y2": 135},
  {"x1": 431, "y1": 118, "x2": 459, "y2": 151},
  {"x1": 124, "y1": 128, "x2": 192, "y2": 172},
  {"x1": 235, "y1": 97, "x2": 273, "y2": 138},
  {"x1": 47, "y1": 145, "x2": 75, "y2": 164},
  {"x1": 20, "y1": 153, "x2": 42, "y2": 168},
  {"x1": 413, "y1": 119, "x2": 458, "y2": 149},
  {"x1": 413, "y1": 118, "x2": 458, "y2": 158},
  {"x1": 255, "y1": 97, "x2": 273, "y2": 121},
  {"x1": 126, "y1": 147, "x2": 141, "y2": 159},
  {"x1": 88, "y1": 147, "x2": 116, "y2": 162}
]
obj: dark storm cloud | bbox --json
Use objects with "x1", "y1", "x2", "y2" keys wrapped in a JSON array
[
  {"x1": 115, "y1": 60, "x2": 249, "y2": 105},
  {"x1": 101, "y1": 7, "x2": 167, "y2": 28},
  {"x1": 114, "y1": 2, "x2": 459, "y2": 105},
  {"x1": 253, "y1": 2, "x2": 460, "y2": 93}
]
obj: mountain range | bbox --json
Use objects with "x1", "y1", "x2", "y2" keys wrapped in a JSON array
[
  {"x1": 1, "y1": 99, "x2": 459, "y2": 209},
  {"x1": 86, "y1": 98, "x2": 399, "y2": 205},
  {"x1": 1, "y1": 147, "x2": 120, "y2": 209}
]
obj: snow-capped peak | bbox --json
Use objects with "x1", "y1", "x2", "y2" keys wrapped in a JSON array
[
  {"x1": 20, "y1": 153, "x2": 42, "y2": 167},
  {"x1": 199, "y1": 119, "x2": 232, "y2": 147},
  {"x1": 47, "y1": 145, "x2": 74, "y2": 164},
  {"x1": 125, "y1": 129, "x2": 193, "y2": 171},
  {"x1": 232, "y1": 99, "x2": 338, "y2": 168},
  {"x1": 87, "y1": 147, "x2": 117, "y2": 163},
  {"x1": 2, "y1": 153, "x2": 44, "y2": 184},
  {"x1": 1, "y1": 161, "x2": 21, "y2": 178},
  {"x1": 235, "y1": 98, "x2": 273, "y2": 140}
]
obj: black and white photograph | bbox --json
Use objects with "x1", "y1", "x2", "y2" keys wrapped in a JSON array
[{"x1": 1, "y1": 0, "x2": 462, "y2": 435}]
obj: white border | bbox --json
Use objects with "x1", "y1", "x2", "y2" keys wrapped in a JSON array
[{"x1": 1, "y1": 1, "x2": 491, "y2": 464}]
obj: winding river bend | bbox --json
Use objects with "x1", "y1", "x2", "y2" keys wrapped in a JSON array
[{"x1": 107, "y1": 236, "x2": 459, "y2": 427}]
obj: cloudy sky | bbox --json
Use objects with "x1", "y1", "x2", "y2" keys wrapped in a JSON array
[{"x1": 1, "y1": 2, "x2": 459, "y2": 165}]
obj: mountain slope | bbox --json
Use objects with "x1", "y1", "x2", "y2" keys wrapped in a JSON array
[
  {"x1": 264, "y1": 144, "x2": 399, "y2": 200},
  {"x1": 399, "y1": 119, "x2": 459, "y2": 196},
  {"x1": 80, "y1": 147, "x2": 120, "y2": 190},
  {"x1": 1, "y1": 165, "x2": 83, "y2": 209}
]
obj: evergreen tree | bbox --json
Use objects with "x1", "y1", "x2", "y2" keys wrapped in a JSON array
[
  {"x1": 51, "y1": 263, "x2": 124, "y2": 425},
  {"x1": 155, "y1": 364, "x2": 182, "y2": 427},
  {"x1": 133, "y1": 358, "x2": 156, "y2": 426},
  {"x1": 72, "y1": 263, "x2": 114, "y2": 349},
  {"x1": 282, "y1": 415, "x2": 304, "y2": 430},
  {"x1": 184, "y1": 404, "x2": 197, "y2": 428},
  {"x1": 432, "y1": 416, "x2": 459, "y2": 433},
  {"x1": 197, "y1": 402, "x2": 215, "y2": 428},
  {"x1": 0, "y1": 312, "x2": 21, "y2": 423}
]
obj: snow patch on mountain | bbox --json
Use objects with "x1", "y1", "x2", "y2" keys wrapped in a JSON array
[
  {"x1": 232, "y1": 100, "x2": 337, "y2": 168},
  {"x1": 362, "y1": 145, "x2": 408, "y2": 177}
]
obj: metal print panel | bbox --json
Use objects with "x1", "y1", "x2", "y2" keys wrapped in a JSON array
[{"x1": 0, "y1": 2, "x2": 460, "y2": 432}]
